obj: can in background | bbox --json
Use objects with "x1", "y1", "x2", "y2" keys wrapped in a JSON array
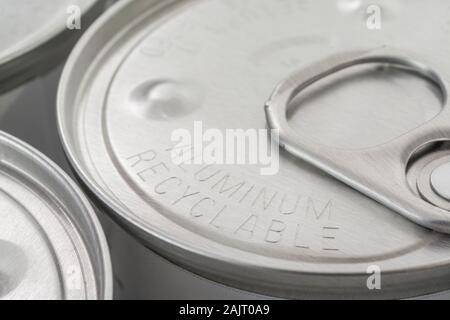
[
  {"x1": 0, "y1": 0, "x2": 110, "y2": 168},
  {"x1": 0, "y1": 131, "x2": 112, "y2": 300}
]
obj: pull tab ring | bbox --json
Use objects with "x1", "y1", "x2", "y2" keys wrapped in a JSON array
[{"x1": 265, "y1": 48, "x2": 450, "y2": 233}]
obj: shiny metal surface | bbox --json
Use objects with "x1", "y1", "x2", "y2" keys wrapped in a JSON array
[
  {"x1": 431, "y1": 161, "x2": 450, "y2": 201},
  {"x1": 58, "y1": 0, "x2": 450, "y2": 298},
  {"x1": 266, "y1": 50, "x2": 450, "y2": 233},
  {"x1": 417, "y1": 151, "x2": 450, "y2": 212},
  {"x1": 0, "y1": 132, "x2": 112, "y2": 300}
]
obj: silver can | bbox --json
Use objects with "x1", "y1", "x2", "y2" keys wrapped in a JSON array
[
  {"x1": 57, "y1": 0, "x2": 450, "y2": 299},
  {"x1": 0, "y1": 132, "x2": 112, "y2": 300},
  {"x1": 0, "y1": 0, "x2": 108, "y2": 168}
]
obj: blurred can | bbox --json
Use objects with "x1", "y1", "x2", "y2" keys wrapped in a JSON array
[
  {"x1": 0, "y1": 131, "x2": 112, "y2": 300},
  {"x1": 58, "y1": 0, "x2": 450, "y2": 299},
  {"x1": 0, "y1": 0, "x2": 109, "y2": 168}
]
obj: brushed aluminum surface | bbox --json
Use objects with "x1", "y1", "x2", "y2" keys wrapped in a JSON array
[
  {"x1": 58, "y1": 0, "x2": 450, "y2": 298},
  {"x1": 431, "y1": 162, "x2": 450, "y2": 201}
]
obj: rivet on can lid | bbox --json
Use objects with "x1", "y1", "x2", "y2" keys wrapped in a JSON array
[{"x1": 431, "y1": 162, "x2": 450, "y2": 201}]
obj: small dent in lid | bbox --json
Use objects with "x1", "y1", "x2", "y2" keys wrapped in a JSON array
[{"x1": 129, "y1": 79, "x2": 204, "y2": 121}]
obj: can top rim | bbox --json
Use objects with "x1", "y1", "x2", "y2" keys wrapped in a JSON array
[{"x1": 0, "y1": 131, "x2": 112, "y2": 300}]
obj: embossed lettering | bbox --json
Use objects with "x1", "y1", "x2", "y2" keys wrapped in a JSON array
[
  {"x1": 265, "y1": 220, "x2": 286, "y2": 244},
  {"x1": 194, "y1": 165, "x2": 221, "y2": 182},
  {"x1": 127, "y1": 150, "x2": 157, "y2": 167},
  {"x1": 252, "y1": 188, "x2": 278, "y2": 211},
  {"x1": 294, "y1": 224, "x2": 310, "y2": 250},
  {"x1": 322, "y1": 227, "x2": 340, "y2": 252},
  {"x1": 307, "y1": 199, "x2": 332, "y2": 220},
  {"x1": 137, "y1": 162, "x2": 169, "y2": 182},
  {"x1": 209, "y1": 205, "x2": 227, "y2": 229},
  {"x1": 279, "y1": 194, "x2": 301, "y2": 215},
  {"x1": 155, "y1": 177, "x2": 182, "y2": 195},
  {"x1": 172, "y1": 186, "x2": 200, "y2": 205},
  {"x1": 235, "y1": 215, "x2": 258, "y2": 238},
  {"x1": 211, "y1": 174, "x2": 246, "y2": 198},
  {"x1": 190, "y1": 197, "x2": 216, "y2": 218}
]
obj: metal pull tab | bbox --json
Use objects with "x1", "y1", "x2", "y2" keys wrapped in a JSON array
[{"x1": 265, "y1": 48, "x2": 450, "y2": 234}]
